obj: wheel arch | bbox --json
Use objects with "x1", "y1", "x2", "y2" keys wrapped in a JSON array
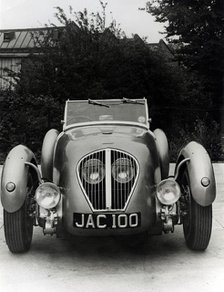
[
  {"x1": 153, "y1": 128, "x2": 169, "y2": 179},
  {"x1": 41, "y1": 129, "x2": 59, "y2": 182},
  {"x1": 1, "y1": 145, "x2": 38, "y2": 213},
  {"x1": 175, "y1": 141, "x2": 216, "y2": 206}
]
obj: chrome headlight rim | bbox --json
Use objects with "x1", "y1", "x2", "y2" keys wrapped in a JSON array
[
  {"x1": 35, "y1": 182, "x2": 61, "y2": 210},
  {"x1": 156, "y1": 178, "x2": 181, "y2": 206}
]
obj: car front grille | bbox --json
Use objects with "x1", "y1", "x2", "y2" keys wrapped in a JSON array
[{"x1": 78, "y1": 149, "x2": 138, "y2": 211}]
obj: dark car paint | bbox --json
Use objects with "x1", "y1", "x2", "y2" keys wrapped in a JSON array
[{"x1": 53, "y1": 125, "x2": 162, "y2": 236}]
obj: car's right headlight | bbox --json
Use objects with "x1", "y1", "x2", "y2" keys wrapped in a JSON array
[
  {"x1": 156, "y1": 179, "x2": 181, "y2": 206},
  {"x1": 35, "y1": 182, "x2": 61, "y2": 209}
]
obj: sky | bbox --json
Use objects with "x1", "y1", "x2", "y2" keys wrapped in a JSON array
[{"x1": 0, "y1": 0, "x2": 165, "y2": 42}]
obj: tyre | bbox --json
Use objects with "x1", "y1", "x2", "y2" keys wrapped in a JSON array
[
  {"x1": 181, "y1": 170, "x2": 212, "y2": 250},
  {"x1": 4, "y1": 173, "x2": 35, "y2": 253}
]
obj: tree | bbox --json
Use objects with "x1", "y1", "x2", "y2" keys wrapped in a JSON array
[
  {"x1": 0, "y1": 91, "x2": 62, "y2": 161},
  {"x1": 16, "y1": 7, "x2": 188, "y2": 109},
  {"x1": 1, "y1": 4, "x2": 217, "y2": 161},
  {"x1": 146, "y1": 0, "x2": 224, "y2": 107}
]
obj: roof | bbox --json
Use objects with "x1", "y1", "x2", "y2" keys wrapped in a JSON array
[
  {"x1": 0, "y1": 27, "x2": 175, "y2": 60},
  {"x1": 0, "y1": 27, "x2": 64, "y2": 55}
]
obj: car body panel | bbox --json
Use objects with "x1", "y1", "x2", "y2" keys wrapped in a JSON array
[
  {"x1": 1, "y1": 145, "x2": 37, "y2": 213},
  {"x1": 154, "y1": 129, "x2": 169, "y2": 179},
  {"x1": 41, "y1": 129, "x2": 59, "y2": 182},
  {"x1": 176, "y1": 141, "x2": 216, "y2": 206},
  {"x1": 53, "y1": 125, "x2": 162, "y2": 235}
]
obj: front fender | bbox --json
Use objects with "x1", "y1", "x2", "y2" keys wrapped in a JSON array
[
  {"x1": 176, "y1": 141, "x2": 216, "y2": 207},
  {"x1": 154, "y1": 128, "x2": 169, "y2": 179},
  {"x1": 41, "y1": 129, "x2": 59, "y2": 181},
  {"x1": 1, "y1": 145, "x2": 37, "y2": 213}
]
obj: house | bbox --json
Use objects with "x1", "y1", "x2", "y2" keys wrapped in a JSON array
[
  {"x1": 0, "y1": 27, "x2": 63, "y2": 90},
  {"x1": 0, "y1": 27, "x2": 175, "y2": 90}
]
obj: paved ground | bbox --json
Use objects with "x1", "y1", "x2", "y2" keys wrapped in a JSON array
[{"x1": 0, "y1": 164, "x2": 224, "y2": 292}]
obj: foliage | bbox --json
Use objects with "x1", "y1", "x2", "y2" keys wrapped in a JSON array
[
  {"x1": 169, "y1": 117, "x2": 222, "y2": 162},
  {"x1": 0, "y1": 3, "x2": 222, "y2": 162},
  {"x1": 0, "y1": 91, "x2": 62, "y2": 162},
  {"x1": 15, "y1": 6, "x2": 192, "y2": 130},
  {"x1": 146, "y1": 0, "x2": 224, "y2": 106},
  {"x1": 0, "y1": 5, "x2": 192, "y2": 161}
]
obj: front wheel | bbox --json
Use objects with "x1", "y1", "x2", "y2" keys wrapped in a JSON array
[
  {"x1": 181, "y1": 171, "x2": 212, "y2": 250},
  {"x1": 4, "y1": 172, "x2": 35, "y2": 253},
  {"x1": 4, "y1": 200, "x2": 34, "y2": 253}
]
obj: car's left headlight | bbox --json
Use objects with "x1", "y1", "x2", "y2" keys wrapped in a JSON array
[
  {"x1": 112, "y1": 158, "x2": 135, "y2": 183},
  {"x1": 156, "y1": 179, "x2": 181, "y2": 206},
  {"x1": 35, "y1": 182, "x2": 61, "y2": 209}
]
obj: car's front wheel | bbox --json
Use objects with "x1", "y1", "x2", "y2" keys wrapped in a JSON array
[
  {"x1": 181, "y1": 170, "x2": 212, "y2": 251},
  {"x1": 4, "y1": 202, "x2": 33, "y2": 253},
  {"x1": 4, "y1": 173, "x2": 35, "y2": 253}
]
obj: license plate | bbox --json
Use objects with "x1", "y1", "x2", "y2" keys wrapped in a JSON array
[{"x1": 73, "y1": 212, "x2": 141, "y2": 229}]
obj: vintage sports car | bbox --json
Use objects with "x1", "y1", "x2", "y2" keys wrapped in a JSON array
[{"x1": 1, "y1": 98, "x2": 216, "y2": 253}]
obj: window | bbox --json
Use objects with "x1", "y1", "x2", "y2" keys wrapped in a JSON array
[{"x1": 3, "y1": 32, "x2": 15, "y2": 42}]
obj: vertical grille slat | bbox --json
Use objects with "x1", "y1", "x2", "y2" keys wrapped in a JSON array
[{"x1": 78, "y1": 149, "x2": 138, "y2": 211}]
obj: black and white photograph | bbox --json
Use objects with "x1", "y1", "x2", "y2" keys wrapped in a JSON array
[{"x1": 0, "y1": 0, "x2": 223, "y2": 291}]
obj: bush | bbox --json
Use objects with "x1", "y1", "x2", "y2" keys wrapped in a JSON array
[
  {"x1": 169, "y1": 118, "x2": 223, "y2": 162},
  {"x1": 0, "y1": 92, "x2": 62, "y2": 163}
]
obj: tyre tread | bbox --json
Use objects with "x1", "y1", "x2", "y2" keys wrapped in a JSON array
[
  {"x1": 189, "y1": 201, "x2": 212, "y2": 250},
  {"x1": 4, "y1": 205, "x2": 33, "y2": 253},
  {"x1": 183, "y1": 170, "x2": 212, "y2": 251}
]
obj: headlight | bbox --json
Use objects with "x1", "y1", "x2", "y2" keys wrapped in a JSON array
[
  {"x1": 81, "y1": 159, "x2": 105, "y2": 184},
  {"x1": 35, "y1": 182, "x2": 61, "y2": 209},
  {"x1": 156, "y1": 179, "x2": 181, "y2": 206},
  {"x1": 112, "y1": 158, "x2": 135, "y2": 183}
]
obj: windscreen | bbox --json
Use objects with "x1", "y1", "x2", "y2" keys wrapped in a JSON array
[{"x1": 65, "y1": 99, "x2": 148, "y2": 127}]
